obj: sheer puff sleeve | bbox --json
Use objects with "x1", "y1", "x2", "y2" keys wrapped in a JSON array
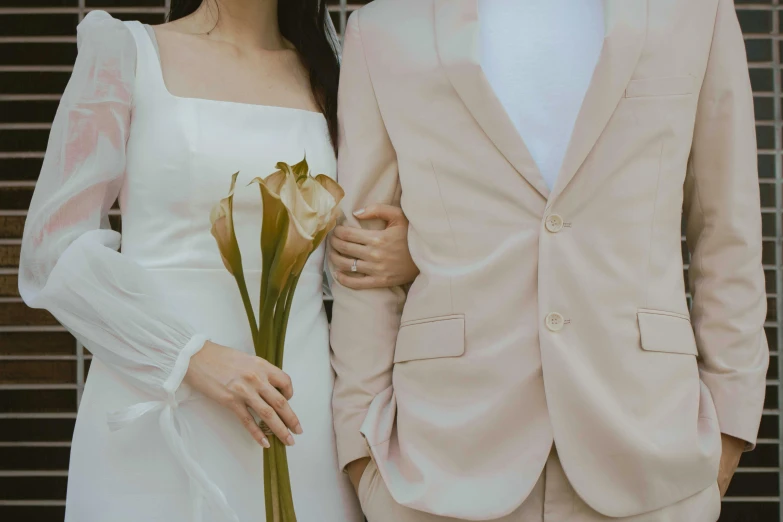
[{"x1": 19, "y1": 10, "x2": 209, "y2": 432}]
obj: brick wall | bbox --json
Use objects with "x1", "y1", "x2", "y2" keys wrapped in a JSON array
[{"x1": 0, "y1": 1, "x2": 778, "y2": 521}]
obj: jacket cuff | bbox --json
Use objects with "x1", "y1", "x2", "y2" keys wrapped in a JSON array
[
  {"x1": 335, "y1": 410, "x2": 371, "y2": 472},
  {"x1": 701, "y1": 370, "x2": 766, "y2": 451}
]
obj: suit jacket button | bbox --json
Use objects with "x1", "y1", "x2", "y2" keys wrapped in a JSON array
[
  {"x1": 545, "y1": 214, "x2": 564, "y2": 233},
  {"x1": 545, "y1": 312, "x2": 565, "y2": 332}
]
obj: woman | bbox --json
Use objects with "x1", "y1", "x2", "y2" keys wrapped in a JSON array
[{"x1": 18, "y1": 1, "x2": 417, "y2": 521}]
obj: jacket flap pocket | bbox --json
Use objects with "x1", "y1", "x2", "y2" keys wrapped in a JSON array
[
  {"x1": 638, "y1": 309, "x2": 698, "y2": 356},
  {"x1": 394, "y1": 314, "x2": 465, "y2": 364},
  {"x1": 625, "y1": 76, "x2": 695, "y2": 98}
]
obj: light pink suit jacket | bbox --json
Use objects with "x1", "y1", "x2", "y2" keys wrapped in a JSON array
[{"x1": 329, "y1": 0, "x2": 769, "y2": 519}]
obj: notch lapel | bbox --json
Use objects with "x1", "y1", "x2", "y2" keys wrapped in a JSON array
[
  {"x1": 434, "y1": 0, "x2": 549, "y2": 200},
  {"x1": 548, "y1": 0, "x2": 648, "y2": 205}
]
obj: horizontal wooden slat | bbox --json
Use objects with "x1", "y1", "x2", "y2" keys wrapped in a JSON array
[
  {"x1": 0, "y1": 273, "x2": 18, "y2": 297},
  {"x1": 0, "y1": 100, "x2": 58, "y2": 124},
  {"x1": 0, "y1": 42, "x2": 76, "y2": 66},
  {"x1": 0, "y1": 216, "x2": 25, "y2": 239},
  {"x1": 0, "y1": 418, "x2": 75, "y2": 442},
  {"x1": 719, "y1": 501, "x2": 779, "y2": 522},
  {"x1": 765, "y1": 384, "x2": 778, "y2": 410},
  {"x1": 0, "y1": 245, "x2": 20, "y2": 268},
  {"x1": 0, "y1": 360, "x2": 76, "y2": 384},
  {"x1": 0, "y1": 446, "x2": 70, "y2": 470},
  {"x1": 0, "y1": 302, "x2": 57, "y2": 326},
  {"x1": 0, "y1": 332, "x2": 74, "y2": 356},
  {"x1": 0, "y1": 71, "x2": 71, "y2": 94},
  {"x1": 0, "y1": 14, "x2": 78, "y2": 38},
  {"x1": 759, "y1": 413, "x2": 779, "y2": 440},
  {"x1": 726, "y1": 471, "x2": 779, "y2": 498},
  {"x1": 0, "y1": 476, "x2": 67, "y2": 500},
  {"x1": 0, "y1": 506, "x2": 65, "y2": 522},
  {"x1": 741, "y1": 442, "x2": 780, "y2": 468},
  {"x1": 0, "y1": 187, "x2": 33, "y2": 210},
  {"x1": 0, "y1": 158, "x2": 44, "y2": 181},
  {"x1": 0, "y1": 389, "x2": 76, "y2": 413},
  {"x1": 0, "y1": 129, "x2": 50, "y2": 154}
]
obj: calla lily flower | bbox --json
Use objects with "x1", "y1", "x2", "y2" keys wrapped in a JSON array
[
  {"x1": 251, "y1": 158, "x2": 344, "y2": 286},
  {"x1": 209, "y1": 172, "x2": 242, "y2": 276}
]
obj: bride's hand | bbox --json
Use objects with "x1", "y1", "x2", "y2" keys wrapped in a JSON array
[
  {"x1": 329, "y1": 204, "x2": 419, "y2": 290},
  {"x1": 185, "y1": 341, "x2": 302, "y2": 448}
]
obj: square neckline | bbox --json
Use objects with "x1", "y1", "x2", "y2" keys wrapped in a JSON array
[{"x1": 139, "y1": 23, "x2": 326, "y2": 118}]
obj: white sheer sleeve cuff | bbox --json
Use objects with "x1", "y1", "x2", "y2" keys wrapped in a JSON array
[{"x1": 106, "y1": 334, "x2": 239, "y2": 522}]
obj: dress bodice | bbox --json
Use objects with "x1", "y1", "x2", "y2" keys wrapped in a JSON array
[{"x1": 121, "y1": 22, "x2": 336, "y2": 276}]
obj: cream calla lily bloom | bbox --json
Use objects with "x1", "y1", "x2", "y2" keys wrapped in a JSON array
[
  {"x1": 209, "y1": 172, "x2": 242, "y2": 276},
  {"x1": 251, "y1": 158, "x2": 344, "y2": 287}
]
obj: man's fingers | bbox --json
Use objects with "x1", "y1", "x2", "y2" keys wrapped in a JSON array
[{"x1": 354, "y1": 204, "x2": 405, "y2": 225}]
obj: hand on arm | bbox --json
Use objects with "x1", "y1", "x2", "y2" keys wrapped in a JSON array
[{"x1": 329, "y1": 204, "x2": 419, "y2": 290}]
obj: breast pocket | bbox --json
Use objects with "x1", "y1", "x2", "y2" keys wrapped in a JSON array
[{"x1": 625, "y1": 76, "x2": 695, "y2": 98}]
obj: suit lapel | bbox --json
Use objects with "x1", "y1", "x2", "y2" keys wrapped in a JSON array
[
  {"x1": 434, "y1": 0, "x2": 549, "y2": 200},
  {"x1": 548, "y1": 0, "x2": 648, "y2": 205}
]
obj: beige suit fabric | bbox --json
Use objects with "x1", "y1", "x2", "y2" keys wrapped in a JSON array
[
  {"x1": 357, "y1": 451, "x2": 721, "y2": 522},
  {"x1": 330, "y1": 0, "x2": 769, "y2": 520}
]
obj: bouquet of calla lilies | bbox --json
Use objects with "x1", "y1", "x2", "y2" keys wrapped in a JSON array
[{"x1": 210, "y1": 157, "x2": 344, "y2": 522}]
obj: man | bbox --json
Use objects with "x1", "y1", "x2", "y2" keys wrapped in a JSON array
[{"x1": 329, "y1": 0, "x2": 769, "y2": 520}]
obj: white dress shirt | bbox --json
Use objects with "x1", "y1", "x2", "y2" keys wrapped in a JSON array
[{"x1": 478, "y1": 0, "x2": 605, "y2": 190}]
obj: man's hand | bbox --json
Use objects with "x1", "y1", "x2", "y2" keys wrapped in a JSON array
[
  {"x1": 346, "y1": 457, "x2": 372, "y2": 493},
  {"x1": 718, "y1": 434, "x2": 746, "y2": 497}
]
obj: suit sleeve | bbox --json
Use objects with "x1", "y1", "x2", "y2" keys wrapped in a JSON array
[
  {"x1": 329, "y1": 11, "x2": 406, "y2": 470},
  {"x1": 684, "y1": 0, "x2": 769, "y2": 449}
]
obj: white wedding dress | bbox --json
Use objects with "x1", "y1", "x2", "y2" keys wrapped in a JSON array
[{"x1": 18, "y1": 11, "x2": 362, "y2": 522}]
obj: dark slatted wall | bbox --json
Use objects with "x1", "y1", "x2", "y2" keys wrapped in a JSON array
[{"x1": 0, "y1": 1, "x2": 779, "y2": 521}]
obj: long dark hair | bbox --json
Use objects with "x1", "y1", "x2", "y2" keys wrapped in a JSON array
[{"x1": 168, "y1": 0, "x2": 340, "y2": 150}]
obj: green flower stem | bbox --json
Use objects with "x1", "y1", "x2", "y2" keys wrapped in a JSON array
[
  {"x1": 232, "y1": 267, "x2": 259, "y2": 349},
  {"x1": 274, "y1": 273, "x2": 300, "y2": 369},
  {"x1": 263, "y1": 445, "x2": 274, "y2": 522},
  {"x1": 275, "y1": 435, "x2": 296, "y2": 520},
  {"x1": 264, "y1": 439, "x2": 282, "y2": 522}
]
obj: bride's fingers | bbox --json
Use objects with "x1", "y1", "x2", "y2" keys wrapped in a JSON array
[
  {"x1": 258, "y1": 381, "x2": 302, "y2": 435},
  {"x1": 331, "y1": 236, "x2": 371, "y2": 261},
  {"x1": 266, "y1": 366, "x2": 294, "y2": 400},
  {"x1": 229, "y1": 400, "x2": 270, "y2": 448},
  {"x1": 329, "y1": 250, "x2": 374, "y2": 275},
  {"x1": 332, "y1": 224, "x2": 377, "y2": 246},
  {"x1": 245, "y1": 391, "x2": 295, "y2": 446},
  {"x1": 333, "y1": 269, "x2": 388, "y2": 291}
]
